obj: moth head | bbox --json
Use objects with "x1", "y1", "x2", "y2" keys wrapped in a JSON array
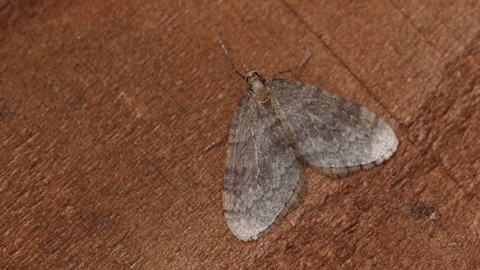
[
  {"x1": 245, "y1": 71, "x2": 262, "y2": 83},
  {"x1": 245, "y1": 71, "x2": 269, "y2": 102}
]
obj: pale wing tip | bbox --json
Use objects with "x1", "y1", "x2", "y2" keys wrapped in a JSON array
[
  {"x1": 313, "y1": 130, "x2": 398, "y2": 179},
  {"x1": 224, "y1": 172, "x2": 307, "y2": 241},
  {"x1": 369, "y1": 122, "x2": 399, "y2": 166},
  {"x1": 224, "y1": 214, "x2": 266, "y2": 241}
]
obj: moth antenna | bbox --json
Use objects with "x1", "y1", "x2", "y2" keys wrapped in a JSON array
[
  {"x1": 273, "y1": 53, "x2": 312, "y2": 78},
  {"x1": 217, "y1": 35, "x2": 245, "y2": 80}
]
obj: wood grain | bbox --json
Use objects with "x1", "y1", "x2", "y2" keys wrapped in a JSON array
[{"x1": 1, "y1": 0, "x2": 479, "y2": 269}]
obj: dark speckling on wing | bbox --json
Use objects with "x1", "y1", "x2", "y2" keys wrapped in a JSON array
[{"x1": 223, "y1": 71, "x2": 398, "y2": 241}]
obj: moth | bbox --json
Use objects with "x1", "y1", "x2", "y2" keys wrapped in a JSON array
[{"x1": 220, "y1": 46, "x2": 398, "y2": 242}]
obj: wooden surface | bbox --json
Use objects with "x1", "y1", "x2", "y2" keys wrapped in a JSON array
[{"x1": 1, "y1": 0, "x2": 480, "y2": 269}]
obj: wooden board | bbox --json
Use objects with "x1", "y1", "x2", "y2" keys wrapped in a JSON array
[{"x1": 1, "y1": 0, "x2": 479, "y2": 268}]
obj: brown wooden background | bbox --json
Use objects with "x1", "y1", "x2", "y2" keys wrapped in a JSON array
[{"x1": 1, "y1": 0, "x2": 479, "y2": 269}]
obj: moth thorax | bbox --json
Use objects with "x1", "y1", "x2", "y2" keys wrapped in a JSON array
[{"x1": 246, "y1": 71, "x2": 269, "y2": 102}]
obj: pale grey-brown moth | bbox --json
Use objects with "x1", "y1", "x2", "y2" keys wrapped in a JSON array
[{"x1": 222, "y1": 64, "x2": 398, "y2": 242}]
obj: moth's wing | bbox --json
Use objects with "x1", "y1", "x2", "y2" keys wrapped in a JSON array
[
  {"x1": 269, "y1": 78, "x2": 398, "y2": 178},
  {"x1": 223, "y1": 94, "x2": 305, "y2": 241}
]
